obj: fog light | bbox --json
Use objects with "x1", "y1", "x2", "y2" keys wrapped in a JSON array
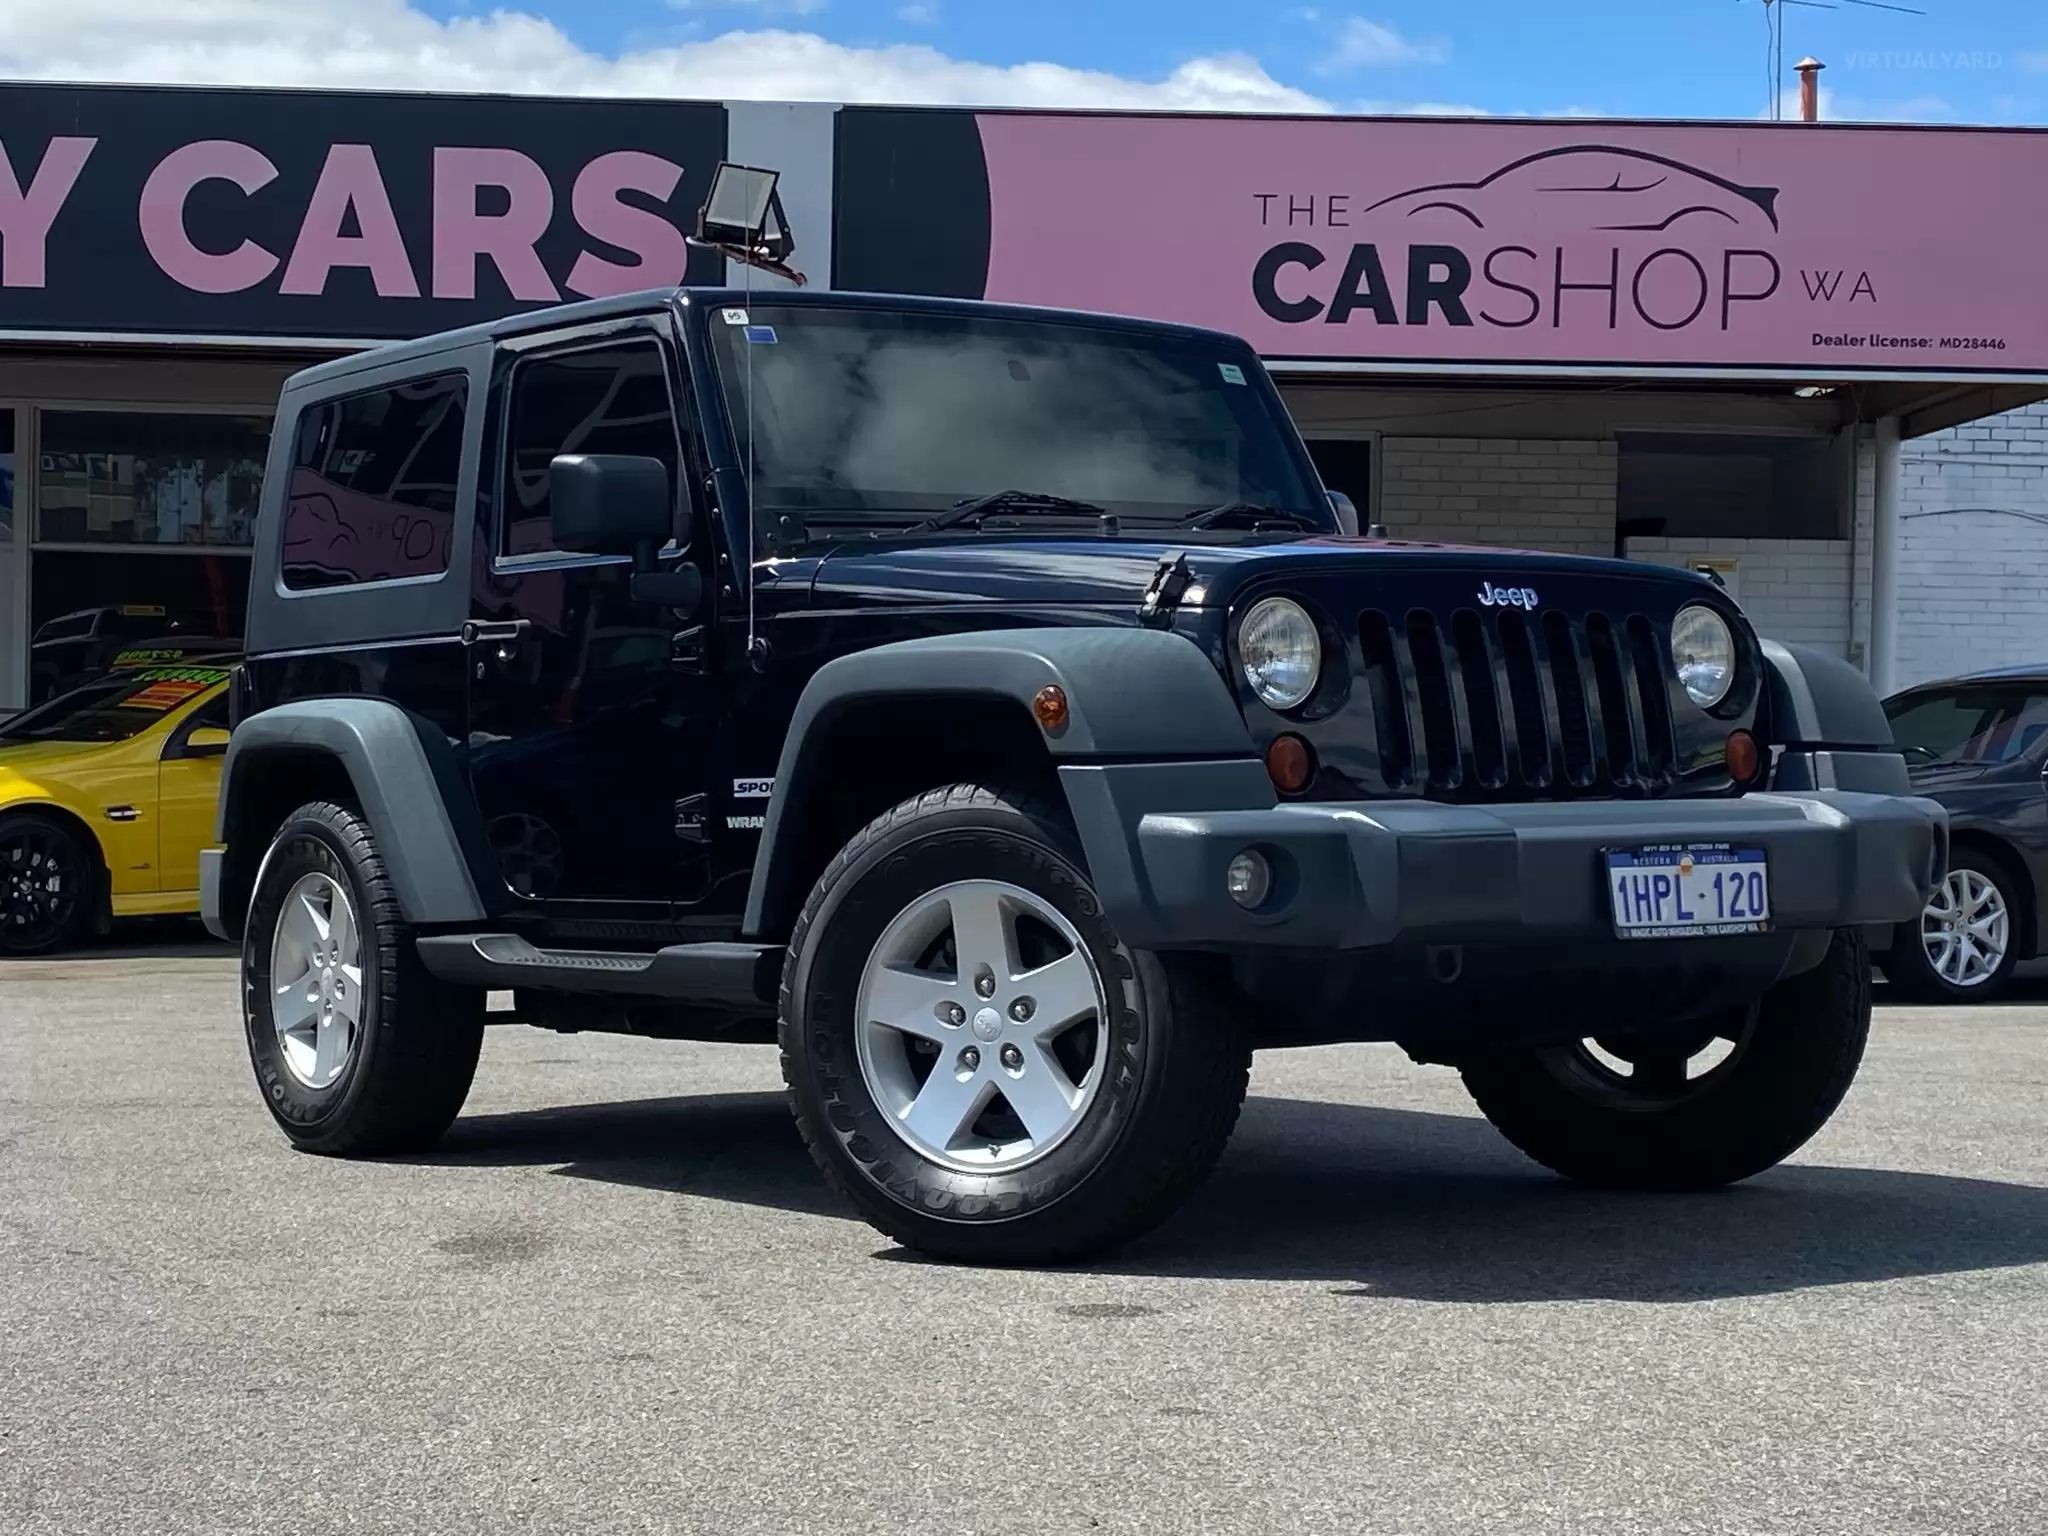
[
  {"x1": 1226, "y1": 849, "x2": 1272, "y2": 909},
  {"x1": 1726, "y1": 728, "x2": 1761, "y2": 785}
]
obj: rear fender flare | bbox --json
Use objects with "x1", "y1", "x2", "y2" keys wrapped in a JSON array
[{"x1": 219, "y1": 698, "x2": 494, "y2": 928}]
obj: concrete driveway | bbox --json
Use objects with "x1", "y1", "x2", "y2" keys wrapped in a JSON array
[{"x1": 4, "y1": 937, "x2": 2044, "y2": 1535}]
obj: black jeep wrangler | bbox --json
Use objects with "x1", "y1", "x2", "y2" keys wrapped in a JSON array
[{"x1": 204, "y1": 284, "x2": 1947, "y2": 1264}]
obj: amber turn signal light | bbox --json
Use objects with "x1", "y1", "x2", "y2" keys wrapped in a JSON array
[
  {"x1": 1725, "y1": 728, "x2": 1761, "y2": 785},
  {"x1": 1266, "y1": 733, "x2": 1314, "y2": 793},
  {"x1": 1033, "y1": 685, "x2": 1069, "y2": 732}
]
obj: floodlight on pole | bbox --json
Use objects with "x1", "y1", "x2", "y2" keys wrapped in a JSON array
[{"x1": 691, "y1": 161, "x2": 807, "y2": 287}]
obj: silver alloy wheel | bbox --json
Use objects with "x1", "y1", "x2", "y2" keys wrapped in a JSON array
[
  {"x1": 854, "y1": 878, "x2": 1109, "y2": 1174},
  {"x1": 1921, "y1": 867, "x2": 2010, "y2": 990},
  {"x1": 269, "y1": 872, "x2": 365, "y2": 1090}
]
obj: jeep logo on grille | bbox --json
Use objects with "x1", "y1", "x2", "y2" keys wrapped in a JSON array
[{"x1": 1478, "y1": 582, "x2": 1539, "y2": 611}]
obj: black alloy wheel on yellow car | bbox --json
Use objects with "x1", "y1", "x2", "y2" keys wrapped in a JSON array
[{"x1": 0, "y1": 810, "x2": 96, "y2": 956}]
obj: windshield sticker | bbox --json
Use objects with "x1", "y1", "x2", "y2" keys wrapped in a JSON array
[
  {"x1": 1218, "y1": 362, "x2": 1247, "y2": 386},
  {"x1": 112, "y1": 647, "x2": 191, "y2": 667},
  {"x1": 744, "y1": 325, "x2": 778, "y2": 345},
  {"x1": 134, "y1": 667, "x2": 230, "y2": 686},
  {"x1": 722, "y1": 308, "x2": 750, "y2": 326},
  {"x1": 125, "y1": 679, "x2": 215, "y2": 712}
]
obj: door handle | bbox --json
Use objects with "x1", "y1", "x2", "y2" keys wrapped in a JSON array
[{"x1": 461, "y1": 619, "x2": 531, "y2": 646}]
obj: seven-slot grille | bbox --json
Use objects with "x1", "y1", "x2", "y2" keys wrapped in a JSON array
[{"x1": 1357, "y1": 605, "x2": 1678, "y2": 798}]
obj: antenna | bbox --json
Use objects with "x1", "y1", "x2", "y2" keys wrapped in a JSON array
[
  {"x1": 1750, "y1": 0, "x2": 1927, "y2": 119},
  {"x1": 690, "y1": 163, "x2": 806, "y2": 674}
]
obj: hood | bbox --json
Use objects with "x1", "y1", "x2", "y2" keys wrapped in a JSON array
[
  {"x1": 1905, "y1": 761, "x2": 1992, "y2": 791},
  {"x1": 806, "y1": 533, "x2": 1724, "y2": 613},
  {"x1": 0, "y1": 738, "x2": 115, "y2": 800}
]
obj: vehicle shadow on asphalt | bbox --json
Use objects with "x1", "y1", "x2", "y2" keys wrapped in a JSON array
[{"x1": 422, "y1": 1089, "x2": 2048, "y2": 1301}]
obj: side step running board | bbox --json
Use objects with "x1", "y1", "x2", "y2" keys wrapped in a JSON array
[{"x1": 415, "y1": 934, "x2": 780, "y2": 1010}]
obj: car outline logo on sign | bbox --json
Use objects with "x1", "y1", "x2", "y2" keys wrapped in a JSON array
[{"x1": 1478, "y1": 582, "x2": 1539, "y2": 610}]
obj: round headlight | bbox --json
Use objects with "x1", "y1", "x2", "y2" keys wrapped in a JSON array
[
  {"x1": 1671, "y1": 604, "x2": 1737, "y2": 709},
  {"x1": 1239, "y1": 597, "x2": 1321, "y2": 711}
]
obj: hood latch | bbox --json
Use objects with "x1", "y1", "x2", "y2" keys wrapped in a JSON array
[{"x1": 1137, "y1": 552, "x2": 1193, "y2": 627}]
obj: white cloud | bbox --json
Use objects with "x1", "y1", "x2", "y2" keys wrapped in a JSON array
[
  {"x1": 1767, "y1": 83, "x2": 1957, "y2": 122},
  {"x1": 673, "y1": 0, "x2": 830, "y2": 15},
  {"x1": 896, "y1": 3, "x2": 938, "y2": 22},
  {"x1": 0, "y1": 0, "x2": 1346, "y2": 111},
  {"x1": 1321, "y1": 17, "x2": 1447, "y2": 73}
]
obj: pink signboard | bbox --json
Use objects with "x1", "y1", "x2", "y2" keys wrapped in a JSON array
[{"x1": 973, "y1": 114, "x2": 2047, "y2": 374}]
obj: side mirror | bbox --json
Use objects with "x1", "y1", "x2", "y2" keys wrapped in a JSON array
[
  {"x1": 548, "y1": 453, "x2": 703, "y2": 615},
  {"x1": 548, "y1": 454, "x2": 680, "y2": 555},
  {"x1": 1327, "y1": 490, "x2": 1361, "y2": 537},
  {"x1": 185, "y1": 726, "x2": 231, "y2": 757}
]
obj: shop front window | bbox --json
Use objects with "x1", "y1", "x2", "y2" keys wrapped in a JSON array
[
  {"x1": 25, "y1": 550, "x2": 248, "y2": 707},
  {"x1": 1, "y1": 409, "x2": 15, "y2": 710},
  {"x1": 36, "y1": 411, "x2": 269, "y2": 547}
]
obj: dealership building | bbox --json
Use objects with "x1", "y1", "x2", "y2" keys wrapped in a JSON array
[{"x1": 3, "y1": 82, "x2": 2045, "y2": 709}]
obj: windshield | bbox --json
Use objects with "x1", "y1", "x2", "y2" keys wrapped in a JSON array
[
  {"x1": 0, "y1": 666, "x2": 228, "y2": 745},
  {"x1": 1885, "y1": 684, "x2": 2048, "y2": 767},
  {"x1": 707, "y1": 303, "x2": 1326, "y2": 531}
]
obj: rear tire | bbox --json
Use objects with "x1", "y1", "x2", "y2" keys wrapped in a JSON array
[
  {"x1": 780, "y1": 782, "x2": 1250, "y2": 1265},
  {"x1": 1879, "y1": 847, "x2": 2021, "y2": 1004},
  {"x1": 242, "y1": 801, "x2": 484, "y2": 1156},
  {"x1": 1460, "y1": 929, "x2": 1870, "y2": 1191}
]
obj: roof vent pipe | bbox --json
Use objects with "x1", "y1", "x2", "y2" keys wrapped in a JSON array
[{"x1": 1797, "y1": 57, "x2": 1824, "y2": 122}]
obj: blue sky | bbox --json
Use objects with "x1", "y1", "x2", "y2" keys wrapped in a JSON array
[
  {"x1": 2, "y1": 0, "x2": 2042, "y2": 122},
  {"x1": 417, "y1": 0, "x2": 2047, "y2": 121}
]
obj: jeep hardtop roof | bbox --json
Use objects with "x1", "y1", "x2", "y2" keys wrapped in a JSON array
[{"x1": 280, "y1": 287, "x2": 1268, "y2": 395}]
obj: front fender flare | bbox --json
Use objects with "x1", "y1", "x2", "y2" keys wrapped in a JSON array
[
  {"x1": 741, "y1": 627, "x2": 1258, "y2": 938},
  {"x1": 1762, "y1": 639, "x2": 1913, "y2": 796}
]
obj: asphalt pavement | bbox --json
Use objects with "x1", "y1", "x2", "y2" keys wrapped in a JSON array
[{"x1": 4, "y1": 934, "x2": 2045, "y2": 1536}]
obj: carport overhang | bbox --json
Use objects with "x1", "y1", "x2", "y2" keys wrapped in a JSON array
[{"x1": 1265, "y1": 362, "x2": 2048, "y2": 442}]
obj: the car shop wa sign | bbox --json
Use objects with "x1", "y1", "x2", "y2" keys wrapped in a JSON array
[
  {"x1": 0, "y1": 82, "x2": 727, "y2": 342},
  {"x1": 954, "y1": 112, "x2": 2048, "y2": 376}
]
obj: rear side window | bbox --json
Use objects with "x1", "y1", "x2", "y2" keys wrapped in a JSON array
[
  {"x1": 282, "y1": 372, "x2": 468, "y2": 591},
  {"x1": 500, "y1": 341, "x2": 680, "y2": 558}
]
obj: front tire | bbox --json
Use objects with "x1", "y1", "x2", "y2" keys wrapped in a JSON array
[
  {"x1": 780, "y1": 783, "x2": 1250, "y2": 1265},
  {"x1": 0, "y1": 810, "x2": 98, "y2": 957},
  {"x1": 1880, "y1": 848, "x2": 2021, "y2": 1004},
  {"x1": 242, "y1": 801, "x2": 484, "y2": 1155},
  {"x1": 1460, "y1": 929, "x2": 1870, "y2": 1191}
]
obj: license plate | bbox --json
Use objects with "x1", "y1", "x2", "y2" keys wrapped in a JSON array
[{"x1": 1605, "y1": 844, "x2": 1770, "y2": 939}]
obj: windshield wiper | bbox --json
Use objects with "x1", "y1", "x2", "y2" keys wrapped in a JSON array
[
  {"x1": 1178, "y1": 501, "x2": 1322, "y2": 531},
  {"x1": 908, "y1": 489, "x2": 1111, "y2": 535}
]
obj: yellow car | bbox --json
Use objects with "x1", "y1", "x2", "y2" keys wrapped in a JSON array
[{"x1": 0, "y1": 658, "x2": 235, "y2": 955}]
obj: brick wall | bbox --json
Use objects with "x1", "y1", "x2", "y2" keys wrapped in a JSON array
[
  {"x1": 1377, "y1": 433, "x2": 1862, "y2": 656},
  {"x1": 1625, "y1": 536, "x2": 1855, "y2": 652},
  {"x1": 1894, "y1": 402, "x2": 2048, "y2": 689},
  {"x1": 1376, "y1": 438, "x2": 1617, "y2": 555}
]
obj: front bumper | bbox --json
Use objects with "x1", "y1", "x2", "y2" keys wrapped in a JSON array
[{"x1": 1059, "y1": 760, "x2": 1949, "y2": 952}]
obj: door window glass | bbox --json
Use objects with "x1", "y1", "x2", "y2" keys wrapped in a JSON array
[
  {"x1": 500, "y1": 342, "x2": 682, "y2": 558},
  {"x1": 1886, "y1": 686, "x2": 2048, "y2": 766},
  {"x1": 283, "y1": 373, "x2": 468, "y2": 591}
]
